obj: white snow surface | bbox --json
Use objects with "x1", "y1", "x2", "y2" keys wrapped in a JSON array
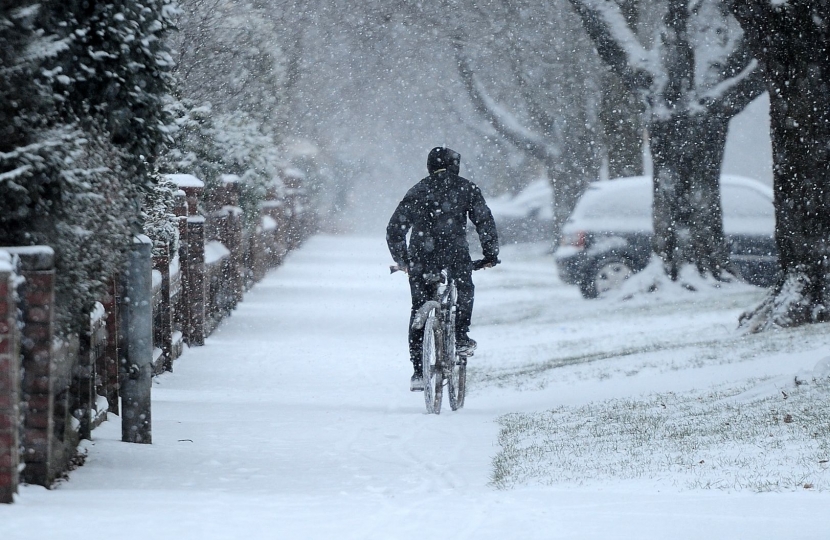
[{"x1": 3, "y1": 235, "x2": 830, "y2": 539}]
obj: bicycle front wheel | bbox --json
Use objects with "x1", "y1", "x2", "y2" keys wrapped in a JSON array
[{"x1": 422, "y1": 314, "x2": 442, "y2": 414}]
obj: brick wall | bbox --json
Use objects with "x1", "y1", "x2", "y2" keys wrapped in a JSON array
[
  {"x1": 0, "y1": 252, "x2": 20, "y2": 503},
  {"x1": 14, "y1": 249, "x2": 57, "y2": 487}
]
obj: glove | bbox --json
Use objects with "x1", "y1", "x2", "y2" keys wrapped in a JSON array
[
  {"x1": 483, "y1": 256, "x2": 500, "y2": 268},
  {"x1": 474, "y1": 256, "x2": 500, "y2": 270}
]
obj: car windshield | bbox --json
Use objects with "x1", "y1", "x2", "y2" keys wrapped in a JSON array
[{"x1": 721, "y1": 185, "x2": 774, "y2": 219}]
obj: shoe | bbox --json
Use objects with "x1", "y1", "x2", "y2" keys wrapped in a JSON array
[
  {"x1": 456, "y1": 334, "x2": 477, "y2": 355},
  {"x1": 410, "y1": 362, "x2": 424, "y2": 392}
]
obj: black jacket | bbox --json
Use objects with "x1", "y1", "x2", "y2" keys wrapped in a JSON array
[{"x1": 387, "y1": 170, "x2": 499, "y2": 269}]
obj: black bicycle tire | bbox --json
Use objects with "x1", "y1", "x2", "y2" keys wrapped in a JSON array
[
  {"x1": 422, "y1": 314, "x2": 441, "y2": 414},
  {"x1": 445, "y1": 302, "x2": 463, "y2": 411},
  {"x1": 448, "y1": 359, "x2": 465, "y2": 411},
  {"x1": 432, "y1": 364, "x2": 443, "y2": 414},
  {"x1": 455, "y1": 361, "x2": 466, "y2": 409}
]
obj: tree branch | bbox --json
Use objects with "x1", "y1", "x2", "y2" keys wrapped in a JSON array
[
  {"x1": 567, "y1": 0, "x2": 654, "y2": 93},
  {"x1": 699, "y1": 57, "x2": 767, "y2": 118},
  {"x1": 452, "y1": 34, "x2": 558, "y2": 165}
]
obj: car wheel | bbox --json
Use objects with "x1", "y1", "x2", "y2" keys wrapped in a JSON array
[{"x1": 580, "y1": 257, "x2": 633, "y2": 299}]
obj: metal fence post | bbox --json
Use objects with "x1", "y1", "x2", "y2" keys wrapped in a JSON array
[{"x1": 121, "y1": 236, "x2": 152, "y2": 444}]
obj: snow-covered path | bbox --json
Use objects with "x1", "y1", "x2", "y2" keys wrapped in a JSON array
[{"x1": 3, "y1": 235, "x2": 830, "y2": 539}]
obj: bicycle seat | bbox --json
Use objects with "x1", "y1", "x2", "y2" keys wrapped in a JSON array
[{"x1": 422, "y1": 271, "x2": 446, "y2": 284}]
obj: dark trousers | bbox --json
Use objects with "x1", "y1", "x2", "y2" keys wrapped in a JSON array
[{"x1": 408, "y1": 261, "x2": 474, "y2": 367}]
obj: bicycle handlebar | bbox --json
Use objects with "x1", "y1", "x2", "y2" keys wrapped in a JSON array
[{"x1": 390, "y1": 258, "x2": 500, "y2": 274}]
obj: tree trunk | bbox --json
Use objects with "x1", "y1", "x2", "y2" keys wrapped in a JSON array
[
  {"x1": 600, "y1": 70, "x2": 645, "y2": 179},
  {"x1": 546, "y1": 152, "x2": 600, "y2": 244},
  {"x1": 650, "y1": 113, "x2": 731, "y2": 280},
  {"x1": 568, "y1": 0, "x2": 764, "y2": 287},
  {"x1": 648, "y1": 0, "x2": 731, "y2": 280},
  {"x1": 730, "y1": 1, "x2": 830, "y2": 331},
  {"x1": 598, "y1": 0, "x2": 643, "y2": 179}
]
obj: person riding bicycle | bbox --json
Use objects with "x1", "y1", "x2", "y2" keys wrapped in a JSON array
[{"x1": 387, "y1": 146, "x2": 500, "y2": 391}]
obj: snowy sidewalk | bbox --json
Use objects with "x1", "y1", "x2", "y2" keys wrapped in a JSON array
[{"x1": 2, "y1": 235, "x2": 830, "y2": 540}]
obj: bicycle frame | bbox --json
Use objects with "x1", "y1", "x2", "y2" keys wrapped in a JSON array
[
  {"x1": 392, "y1": 259, "x2": 492, "y2": 414},
  {"x1": 410, "y1": 269, "x2": 462, "y2": 414}
]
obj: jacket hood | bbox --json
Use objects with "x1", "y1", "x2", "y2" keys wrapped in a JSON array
[{"x1": 427, "y1": 146, "x2": 460, "y2": 175}]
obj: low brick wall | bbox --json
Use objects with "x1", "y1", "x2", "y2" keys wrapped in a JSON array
[
  {"x1": 0, "y1": 251, "x2": 21, "y2": 503},
  {"x1": 13, "y1": 248, "x2": 57, "y2": 487}
]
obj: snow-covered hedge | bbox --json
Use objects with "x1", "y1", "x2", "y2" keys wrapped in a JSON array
[{"x1": 1, "y1": 1, "x2": 178, "y2": 335}]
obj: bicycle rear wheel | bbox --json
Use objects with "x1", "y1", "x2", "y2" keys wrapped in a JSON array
[
  {"x1": 448, "y1": 356, "x2": 466, "y2": 410},
  {"x1": 444, "y1": 307, "x2": 465, "y2": 411},
  {"x1": 421, "y1": 314, "x2": 442, "y2": 414}
]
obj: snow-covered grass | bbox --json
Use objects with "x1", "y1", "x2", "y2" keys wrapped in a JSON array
[
  {"x1": 477, "y1": 244, "x2": 830, "y2": 493},
  {"x1": 493, "y1": 376, "x2": 830, "y2": 492}
]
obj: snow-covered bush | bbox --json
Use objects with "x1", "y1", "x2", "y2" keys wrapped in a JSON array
[
  {"x1": 171, "y1": 0, "x2": 287, "y2": 132},
  {"x1": 52, "y1": 128, "x2": 140, "y2": 335},
  {"x1": 161, "y1": 99, "x2": 225, "y2": 196},
  {"x1": 2, "y1": 2, "x2": 178, "y2": 335},
  {"x1": 211, "y1": 113, "x2": 286, "y2": 229},
  {"x1": 163, "y1": 0, "x2": 298, "y2": 230},
  {"x1": 48, "y1": 0, "x2": 177, "y2": 172},
  {"x1": 161, "y1": 100, "x2": 287, "y2": 228},
  {"x1": 1, "y1": 124, "x2": 138, "y2": 335},
  {"x1": 143, "y1": 169, "x2": 180, "y2": 258}
]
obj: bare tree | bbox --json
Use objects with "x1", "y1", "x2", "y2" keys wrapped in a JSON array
[
  {"x1": 447, "y1": 0, "x2": 606, "y2": 240},
  {"x1": 569, "y1": 0, "x2": 766, "y2": 280},
  {"x1": 728, "y1": 1, "x2": 830, "y2": 332}
]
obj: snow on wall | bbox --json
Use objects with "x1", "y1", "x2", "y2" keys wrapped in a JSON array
[
  {"x1": 90, "y1": 302, "x2": 106, "y2": 324},
  {"x1": 152, "y1": 269, "x2": 163, "y2": 291},
  {"x1": 0, "y1": 245, "x2": 54, "y2": 258},
  {"x1": 165, "y1": 173, "x2": 205, "y2": 189},
  {"x1": 169, "y1": 254, "x2": 180, "y2": 278},
  {"x1": 205, "y1": 241, "x2": 231, "y2": 265},
  {"x1": 260, "y1": 216, "x2": 278, "y2": 232},
  {"x1": 0, "y1": 250, "x2": 13, "y2": 273}
]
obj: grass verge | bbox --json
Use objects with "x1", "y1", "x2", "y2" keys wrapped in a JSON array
[{"x1": 492, "y1": 376, "x2": 830, "y2": 492}]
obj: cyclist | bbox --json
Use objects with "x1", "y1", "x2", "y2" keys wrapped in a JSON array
[{"x1": 387, "y1": 146, "x2": 500, "y2": 391}]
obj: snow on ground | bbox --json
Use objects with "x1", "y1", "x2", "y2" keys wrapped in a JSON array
[{"x1": 2, "y1": 235, "x2": 830, "y2": 539}]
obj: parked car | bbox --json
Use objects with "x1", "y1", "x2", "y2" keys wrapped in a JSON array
[
  {"x1": 554, "y1": 175, "x2": 779, "y2": 298},
  {"x1": 486, "y1": 179, "x2": 555, "y2": 243}
]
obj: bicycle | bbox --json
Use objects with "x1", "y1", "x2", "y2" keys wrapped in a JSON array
[{"x1": 391, "y1": 259, "x2": 493, "y2": 414}]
